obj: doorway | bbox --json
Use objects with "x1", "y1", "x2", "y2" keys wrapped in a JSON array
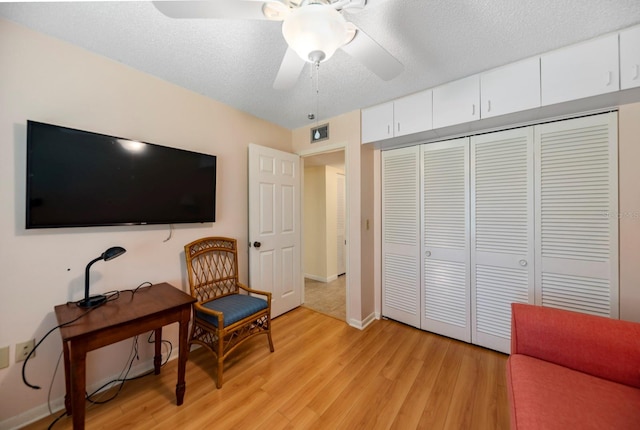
[{"x1": 302, "y1": 150, "x2": 347, "y2": 320}]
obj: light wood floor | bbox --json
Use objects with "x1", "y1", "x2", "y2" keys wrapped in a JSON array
[{"x1": 23, "y1": 307, "x2": 509, "y2": 430}]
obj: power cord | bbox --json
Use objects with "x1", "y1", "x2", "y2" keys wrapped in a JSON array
[
  {"x1": 26, "y1": 282, "x2": 175, "y2": 428},
  {"x1": 22, "y1": 306, "x2": 97, "y2": 390}
]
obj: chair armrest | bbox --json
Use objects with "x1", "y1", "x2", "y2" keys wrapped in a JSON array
[
  {"x1": 194, "y1": 300, "x2": 224, "y2": 327},
  {"x1": 238, "y1": 283, "x2": 272, "y2": 306},
  {"x1": 510, "y1": 303, "x2": 640, "y2": 388}
]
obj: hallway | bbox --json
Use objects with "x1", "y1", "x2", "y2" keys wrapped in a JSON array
[{"x1": 303, "y1": 276, "x2": 346, "y2": 321}]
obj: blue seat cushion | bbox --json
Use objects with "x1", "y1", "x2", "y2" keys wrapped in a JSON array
[{"x1": 197, "y1": 294, "x2": 268, "y2": 328}]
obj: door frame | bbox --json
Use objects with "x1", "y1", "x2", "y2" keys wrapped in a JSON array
[{"x1": 298, "y1": 142, "x2": 350, "y2": 323}]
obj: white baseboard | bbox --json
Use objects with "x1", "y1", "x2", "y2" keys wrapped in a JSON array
[
  {"x1": 348, "y1": 312, "x2": 378, "y2": 330},
  {"x1": 304, "y1": 274, "x2": 338, "y2": 283}
]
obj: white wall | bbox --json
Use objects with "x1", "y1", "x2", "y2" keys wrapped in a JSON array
[
  {"x1": 619, "y1": 102, "x2": 640, "y2": 323},
  {"x1": 303, "y1": 166, "x2": 327, "y2": 279},
  {"x1": 0, "y1": 18, "x2": 291, "y2": 427},
  {"x1": 303, "y1": 165, "x2": 343, "y2": 281}
]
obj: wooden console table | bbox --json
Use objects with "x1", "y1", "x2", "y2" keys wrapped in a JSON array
[{"x1": 54, "y1": 282, "x2": 196, "y2": 429}]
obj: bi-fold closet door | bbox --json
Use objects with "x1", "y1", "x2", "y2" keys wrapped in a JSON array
[{"x1": 382, "y1": 112, "x2": 618, "y2": 354}]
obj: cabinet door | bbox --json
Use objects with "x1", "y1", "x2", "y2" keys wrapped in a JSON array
[
  {"x1": 361, "y1": 102, "x2": 393, "y2": 143},
  {"x1": 534, "y1": 113, "x2": 618, "y2": 318},
  {"x1": 382, "y1": 146, "x2": 421, "y2": 328},
  {"x1": 393, "y1": 90, "x2": 433, "y2": 137},
  {"x1": 621, "y1": 25, "x2": 640, "y2": 90},
  {"x1": 541, "y1": 34, "x2": 619, "y2": 106},
  {"x1": 471, "y1": 128, "x2": 534, "y2": 354},
  {"x1": 432, "y1": 75, "x2": 480, "y2": 129},
  {"x1": 421, "y1": 138, "x2": 471, "y2": 342},
  {"x1": 481, "y1": 57, "x2": 541, "y2": 119}
]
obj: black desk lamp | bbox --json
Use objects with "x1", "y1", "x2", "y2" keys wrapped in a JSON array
[{"x1": 78, "y1": 246, "x2": 126, "y2": 308}]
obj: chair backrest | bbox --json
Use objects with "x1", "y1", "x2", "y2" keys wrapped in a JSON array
[{"x1": 184, "y1": 237, "x2": 240, "y2": 302}]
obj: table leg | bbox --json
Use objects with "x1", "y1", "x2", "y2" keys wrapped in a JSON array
[
  {"x1": 175, "y1": 306, "x2": 190, "y2": 405},
  {"x1": 62, "y1": 340, "x2": 71, "y2": 415},
  {"x1": 153, "y1": 328, "x2": 162, "y2": 375},
  {"x1": 69, "y1": 345, "x2": 87, "y2": 430}
]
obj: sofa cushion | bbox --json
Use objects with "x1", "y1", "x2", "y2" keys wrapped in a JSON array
[
  {"x1": 507, "y1": 354, "x2": 640, "y2": 430},
  {"x1": 511, "y1": 303, "x2": 640, "y2": 388},
  {"x1": 198, "y1": 294, "x2": 268, "y2": 328}
]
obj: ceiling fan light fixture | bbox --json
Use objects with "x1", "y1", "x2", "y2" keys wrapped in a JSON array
[
  {"x1": 262, "y1": 1, "x2": 290, "y2": 21},
  {"x1": 282, "y1": 4, "x2": 351, "y2": 63}
]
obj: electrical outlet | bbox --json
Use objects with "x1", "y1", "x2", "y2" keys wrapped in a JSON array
[
  {"x1": 0, "y1": 346, "x2": 9, "y2": 369},
  {"x1": 15, "y1": 339, "x2": 35, "y2": 362}
]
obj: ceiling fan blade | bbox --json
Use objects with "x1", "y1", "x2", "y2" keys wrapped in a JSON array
[
  {"x1": 153, "y1": 1, "x2": 268, "y2": 20},
  {"x1": 273, "y1": 47, "x2": 307, "y2": 90},
  {"x1": 340, "y1": 26, "x2": 404, "y2": 81}
]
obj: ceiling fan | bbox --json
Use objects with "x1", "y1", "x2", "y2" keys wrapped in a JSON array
[{"x1": 153, "y1": 0, "x2": 404, "y2": 89}]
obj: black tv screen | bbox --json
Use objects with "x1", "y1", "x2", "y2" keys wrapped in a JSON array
[{"x1": 26, "y1": 121, "x2": 216, "y2": 228}]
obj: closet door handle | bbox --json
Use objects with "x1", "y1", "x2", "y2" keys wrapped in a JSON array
[
  {"x1": 425, "y1": 251, "x2": 432, "y2": 257},
  {"x1": 519, "y1": 259, "x2": 528, "y2": 267}
]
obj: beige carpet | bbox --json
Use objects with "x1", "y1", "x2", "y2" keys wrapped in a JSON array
[{"x1": 303, "y1": 276, "x2": 346, "y2": 321}]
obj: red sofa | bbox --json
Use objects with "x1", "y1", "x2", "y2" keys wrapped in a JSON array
[{"x1": 506, "y1": 303, "x2": 640, "y2": 429}]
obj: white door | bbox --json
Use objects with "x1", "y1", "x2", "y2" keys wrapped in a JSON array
[
  {"x1": 336, "y1": 173, "x2": 346, "y2": 276},
  {"x1": 248, "y1": 144, "x2": 302, "y2": 317},
  {"x1": 421, "y1": 138, "x2": 471, "y2": 342},
  {"x1": 471, "y1": 127, "x2": 535, "y2": 354},
  {"x1": 534, "y1": 113, "x2": 619, "y2": 318},
  {"x1": 381, "y1": 146, "x2": 421, "y2": 328}
]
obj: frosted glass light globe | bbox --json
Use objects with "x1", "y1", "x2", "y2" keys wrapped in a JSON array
[{"x1": 282, "y1": 4, "x2": 351, "y2": 63}]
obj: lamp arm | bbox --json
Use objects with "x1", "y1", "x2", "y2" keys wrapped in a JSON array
[{"x1": 83, "y1": 256, "x2": 103, "y2": 301}]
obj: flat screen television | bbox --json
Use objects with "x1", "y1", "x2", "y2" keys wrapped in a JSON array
[{"x1": 26, "y1": 120, "x2": 216, "y2": 229}]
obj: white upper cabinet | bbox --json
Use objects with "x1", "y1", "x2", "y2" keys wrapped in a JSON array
[
  {"x1": 620, "y1": 25, "x2": 640, "y2": 90},
  {"x1": 362, "y1": 91, "x2": 432, "y2": 143},
  {"x1": 394, "y1": 90, "x2": 433, "y2": 137},
  {"x1": 361, "y1": 101, "x2": 393, "y2": 143},
  {"x1": 433, "y1": 75, "x2": 480, "y2": 129},
  {"x1": 541, "y1": 34, "x2": 619, "y2": 106},
  {"x1": 480, "y1": 57, "x2": 541, "y2": 119}
]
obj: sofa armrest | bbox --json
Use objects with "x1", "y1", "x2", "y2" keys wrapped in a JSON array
[{"x1": 510, "y1": 303, "x2": 640, "y2": 388}]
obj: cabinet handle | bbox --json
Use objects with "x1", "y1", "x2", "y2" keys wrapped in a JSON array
[
  {"x1": 487, "y1": 100, "x2": 491, "y2": 112},
  {"x1": 605, "y1": 71, "x2": 612, "y2": 86},
  {"x1": 397, "y1": 123, "x2": 401, "y2": 133},
  {"x1": 425, "y1": 251, "x2": 432, "y2": 257},
  {"x1": 472, "y1": 104, "x2": 476, "y2": 116},
  {"x1": 633, "y1": 64, "x2": 640, "y2": 80},
  {"x1": 519, "y1": 259, "x2": 528, "y2": 267},
  {"x1": 387, "y1": 125, "x2": 390, "y2": 135}
]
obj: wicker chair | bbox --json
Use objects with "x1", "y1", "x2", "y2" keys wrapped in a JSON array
[{"x1": 184, "y1": 237, "x2": 274, "y2": 388}]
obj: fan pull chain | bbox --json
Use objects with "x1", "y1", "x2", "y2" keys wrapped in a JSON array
[{"x1": 315, "y1": 60, "x2": 320, "y2": 127}]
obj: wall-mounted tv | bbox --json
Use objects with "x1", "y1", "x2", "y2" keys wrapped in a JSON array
[{"x1": 26, "y1": 120, "x2": 216, "y2": 229}]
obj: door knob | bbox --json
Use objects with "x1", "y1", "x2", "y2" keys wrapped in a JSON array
[{"x1": 253, "y1": 241, "x2": 261, "y2": 248}]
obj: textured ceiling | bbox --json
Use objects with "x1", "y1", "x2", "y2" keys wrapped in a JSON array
[{"x1": 1, "y1": 1, "x2": 640, "y2": 130}]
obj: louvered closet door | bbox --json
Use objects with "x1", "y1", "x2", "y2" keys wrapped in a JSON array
[
  {"x1": 535, "y1": 113, "x2": 619, "y2": 317},
  {"x1": 421, "y1": 138, "x2": 471, "y2": 342},
  {"x1": 471, "y1": 128, "x2": 534, "y2": 354},
  {"x1": 382, "y1": 146, "x2": 421, "y2": 328}
]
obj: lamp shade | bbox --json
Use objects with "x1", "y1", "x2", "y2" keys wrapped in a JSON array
[
  {"x1": 102, "y1": 246, "x2": 126, "y2": 261},
  {"x1": 282, "y1": 4, "x2": 352, "y2": 63}
]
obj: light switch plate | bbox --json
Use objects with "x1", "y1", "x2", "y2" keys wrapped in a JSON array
[{"x1": 0, "y1": 346, "x2": 9, "y2": 369}]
